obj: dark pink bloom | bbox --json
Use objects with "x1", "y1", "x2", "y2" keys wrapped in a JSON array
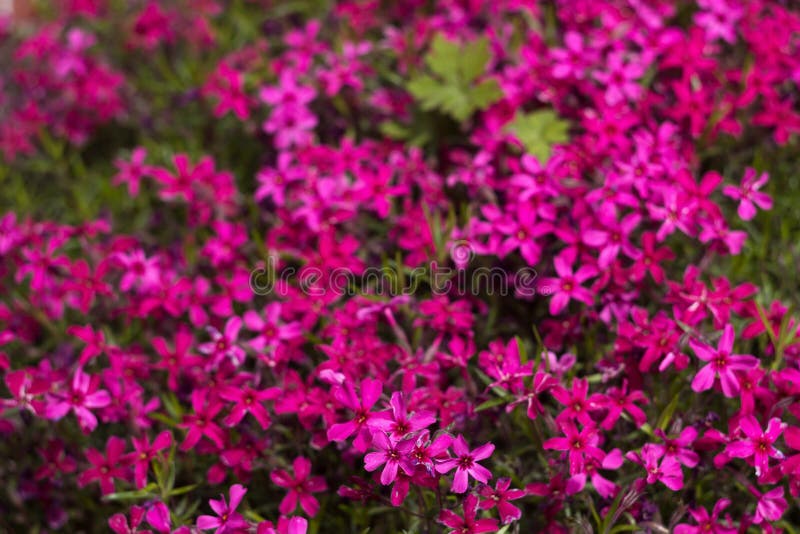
[
  {"x1": 219, "y1": 384, "x2": 281, "y2": 429},
  {"x1": 44, "y1": 367, "x2": 111, "y2": 433},
  {"x1": 477, "y1": 477, "x2": 526, "y2": 524},
  {"x1": 438, "y1": 494, "x2": 499, "y2": 534},
  {"x1": 538, "y1": 251, "x2": 597, "y2": 315},
  {"x1": 127, "y1": 431, "x2": 172, "y2": 489},
  {"x1": 543, "y1": 421, "x2": 605, "y2": 475},
  {"x1": 689, "y1": 324, "x2": 759, "y2": 397},
  {"x1": 653, "y1": 427, "x2": 699, "y2": 468},
  {"x1": 722, "y1": 167, "x2": 772, "y2": 221},
  {"x1": 435, "y1": 435, "x2": 494, "y2": 493},
  {"x1": 109, "y1": 505, "x2": 148, "y2": 534},
  {"x1": 78, "y1": 436, "x2": 130, "y2": 495},
  {"x1": 368, "y1": 391, "x2": 436, "y2": 439},
  {"x1": 198, "y1": 317, "x2": 246, "y2": 368},
  {"x1": 725, "y1": 416, "x2": 786, "y2": 476},
  {"x1": 179, "y1": 389, "x2": 226, "y2": 450},
  {"x1": 271, "y1": 457, "x2": 328, "y2": 517},
  {"x1": 327, "y1": 378, "x2": 383, "y2": 452},
  {"x1": 626, "y1": 444, "x2": 683, "y2": 491},
  {"x1": 364, "y1": 432, "x2": 415, "y2": 485},
  {"x1": 112, "y1": 146, "x2": 153, "y2": 196},
  {"x1": 674, "y1": 499, "x2": 736, "y2": 534},
  {"x1": 197, "y1": 484, "x2": 248, "y2": 533}
]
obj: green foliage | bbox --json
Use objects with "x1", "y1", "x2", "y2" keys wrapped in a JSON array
[
  {"x1": 505, "y1": 109, "x2": 570, "y2": 164},
  {"x1": 406, "y1": 34, "x2": 502, "y2": 123}
]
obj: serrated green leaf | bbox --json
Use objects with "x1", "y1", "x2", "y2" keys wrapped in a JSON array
[
  {"x1": 469, "y1": 79, "x2": 503, "y2": 110},
  {"x1": 459, "y1": 36, "x2": 492, "y2": 82},
  {"x1": 506, "y1": 110, "x2": 570, "y2": 164},
  {"x1": 426, "y1": 34, "x2": 461, "y2": 83}
]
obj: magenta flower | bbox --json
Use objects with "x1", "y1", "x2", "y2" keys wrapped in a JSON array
[
  {"x1": 44, "y1": 367, "x2": 111, "y2": 433},
  {"x1": 438, "y1": 494, "x2": 499, "y2": 534},
  {"x1": 112, "y1": 146, "x2": 153, "y2": 196},
  {"x1": 674, "y1": 499, "x2": 737, "y2": 534},
  {"x1": 596, "y1": 380, "x2": 648, "y2": 430},
  {"x1": 435, "y1": 435, "x2": 494, "y2": 493},
  {"x1": 219, "y1": 384, "x2": 281, "y2": 429},
  {"x1": 145, "y1": 501, "x2": 172, "y2": 533},
  {"x1": 78, "y1": 436, "x2": 130, "y2": 495},
  {"x1": 725, "y1": 416, "x2": 786, "y2": 476},
  {"x1": 197, "y1": 484, "x2": 248, "y2": 533},
  {"x1": 108, "y1": 505, "x2": 147, "y2": 534},
  {"x1": 179, "y1": 389, "x2": 226, "y2": 450},
  {"x1": 369, "y1": 391, "x2": 436, "y2": 439},
  {"x1": 271, "y1": 457, "x2": 328, "y2": 517},
  {"x1": 477, "y1": 477, "x2": 526, "y2": 524},
  {"x1": 752, "y1": 486, "x2": 787, "y2": 524},
  {"x1": 364, "y1": 432, "x2": 415, "y2": 485},
  {"x1": 327, "y1": 378, "x2": 383, "y2": 452},
  {"x1": 722, "y1": 167, "x2": 772, "y2": 221},
  {"x1": 543, "y1": 421, "x2": 605, "y2": 475},
  {"x1": 66, "y1": 324, "x2": 107, "y2": 365},
  {"x1": 653, "y1": 427, "x2": 700, "y2": 468},
  {"x1": 127, "y1": 430, "x2": 172, "y2": 489},
  {"x1": 538, "y1": 251, "x2": 597, "y2": 315},
  {"x1": 626, "y1": 444, "x2": 683, "y2": 491},
  {"x1": 689, "y1": 324, "x2": 758, "y2": 397},
  {"x1": 198, "y1": 317, "x2": 246, "y2": 368}
]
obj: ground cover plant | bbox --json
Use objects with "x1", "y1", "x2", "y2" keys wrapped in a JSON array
[{"x1": 2, "y1": 0, "x2": 800, "y2": 532}]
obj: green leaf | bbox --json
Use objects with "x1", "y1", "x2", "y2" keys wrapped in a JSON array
[
  {"x1": 468, "y1": 79, "x2": 503, "y2": 110},
  {"x1": 102, "y1": 484, "x2": 159, "y2": 502},
  {"x1": 506, "y1": 109, "x2": 570, "y2": 164},
  {"x1": 426, "y1": 34, "x2": 461, "y2": 83},
  {"x1": 476, "y1": 397, "x2": 508, "y2": 412},
  {"x1": 405, "y1": 33, "x2": 501, "y2": 123},
  {"x1": 459, "y1": 36, "x2": 492, "y2": 82}
]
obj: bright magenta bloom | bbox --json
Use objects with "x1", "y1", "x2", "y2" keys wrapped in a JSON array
[
  {"x1": 197, "y1": 484, "x2": 248, "y2": 533},
  {"x1": 271, "y1": 457, "x2": 328, "y2": 517},
  {"x1": 435, "y1": 435, "x2": 494, "y2": 493},
  {"x1": 689, "y1": 324, "x2": 758, "y2": 397},
  {"x1": 725, "y1": 416, "x2": 786, "y2": 476}
]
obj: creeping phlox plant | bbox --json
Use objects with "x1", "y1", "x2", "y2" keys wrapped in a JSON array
[{"x1": 2, "y1": 0, "x2": 800, "y2": 533}]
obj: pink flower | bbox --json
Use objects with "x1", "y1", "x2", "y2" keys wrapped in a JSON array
[
  {"x1": 722, "y1": 168, "x2": 772, "y2": 221},
  {"x1": 538, "y1": 251, "x2": 597, "y2": 315},
  {"x1": 364, "y1": 432, "x2": 415, "y2": 485},
  {"x1": 674, "y1": 499, "x2": 736, "y2": 534},
  {"x1": 435, "y1": 435, "x2": 495, "y2": 493},
  {"x1": 725, "y1": 416, "x2": 786, "y2": 476},
  {"x1": 327, "y1": 378, "x2": 384, "y2": 452},
  {"x1": 368, "y1": 391, "x2": 436, "y2": 439},
  {"x1": 477, "y1": 477, "x2": 526, "y2": 524},
  {"x1": 179, "y1": 389, "x2": 226, "y2": 450},
  {"x1": 689, "y1": 324, "x2": 759, "y2": 397},
  {"x1": 438, "y1": 494, "x2": 499, "y2": 534},
  {"x1": 543, "y1": 421, "x2": 605, "y2": 475},
  {"x1": 652, "y1": 427, "x2": 699, "y2": 468},
  {"x1": 271, "y1": 457, "x2": 328, "y2": 517},
  {"x1": 753, "y1": 486, "x2": 787, "y2": 524},
  {"x1": 78, "y1": 436, "x2": 130, "y2": 495},
  {"x1": 112, "y1": 147, "x2": 153, "y2": 196},
  {"x1": 197, "y1": 484, "x2": 248, "y2": 533},
  {"x1": 146, "y1": 501, "x2": 173, "y2": 533},
  {"x1": 198, "y1": 317, "x2": 246, "y2": 368},
  {"x1": 44, "y1": 367, "x2": 111, "y2": 433},
  {"x1": 219, "y1": 384, "x2": 281, "y2": 429},
  {"x1": 627, "y1": 443, "x2": 684, "y2": 491},
  {"x1": 125, "y1": 431, "x2": 172, "y2": 489}
]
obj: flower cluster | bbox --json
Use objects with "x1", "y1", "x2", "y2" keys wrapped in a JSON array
[{"x1": 1, "y1": 0, "x2": 800, "y2": 532}]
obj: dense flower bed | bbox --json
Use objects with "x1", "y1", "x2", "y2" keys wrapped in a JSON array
[{"x1": 2, "y1": 1, "x2": 800, "y2": 532}]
